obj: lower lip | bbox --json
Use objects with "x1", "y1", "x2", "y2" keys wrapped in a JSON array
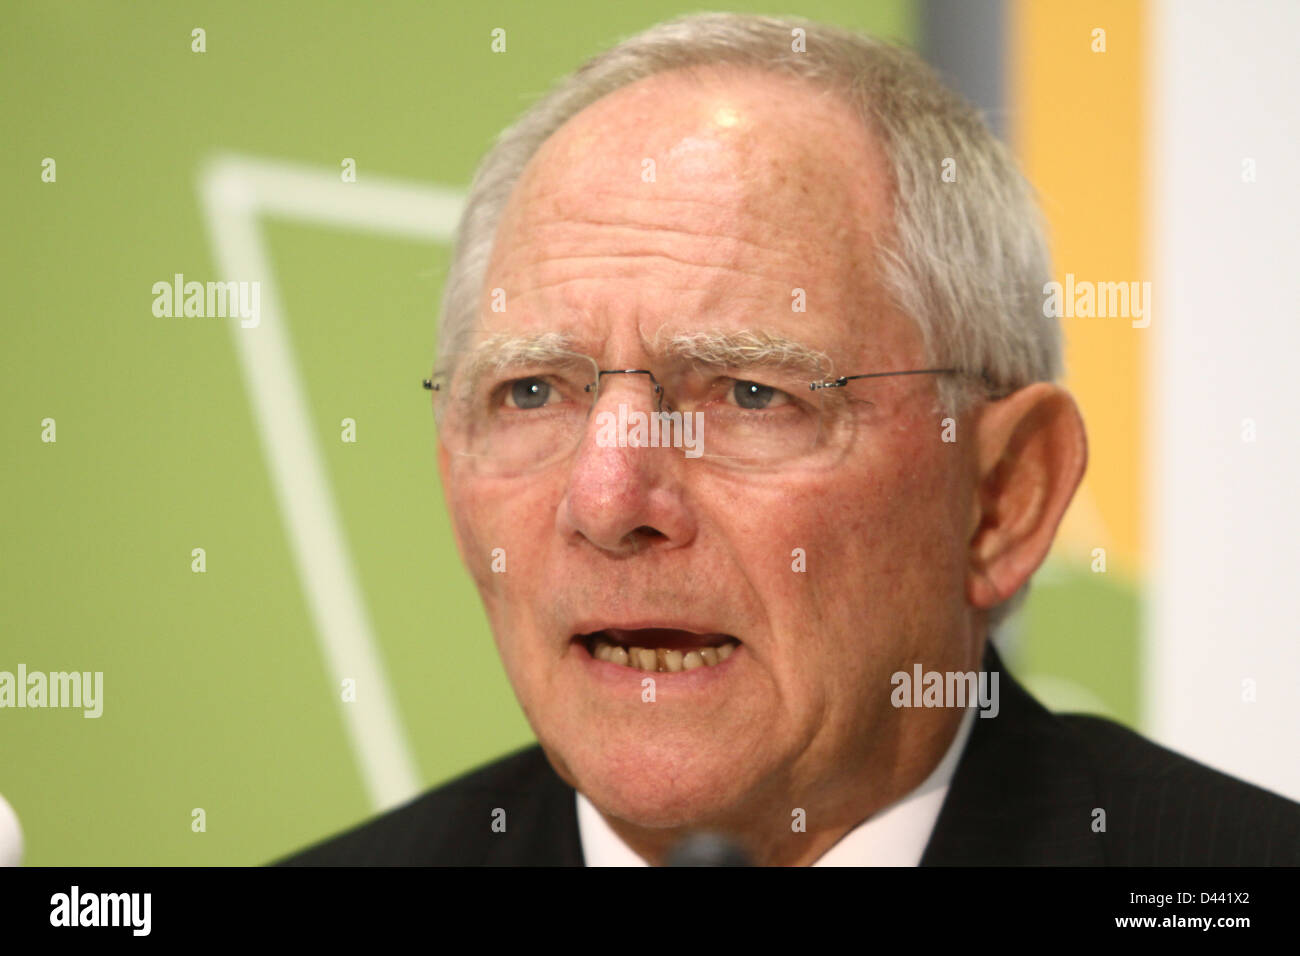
[{"x1": 571, "y1": 637, "x2": 744, "y2": 688}]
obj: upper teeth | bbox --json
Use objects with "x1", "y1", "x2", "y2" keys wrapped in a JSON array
[{"x1": 592, "y1": 639, "x2": 736, "y2": 672}]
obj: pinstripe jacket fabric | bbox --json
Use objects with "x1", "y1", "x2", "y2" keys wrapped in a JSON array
[{"x1": 277, "y1": 645, "x2": 1300, "y2": 866}]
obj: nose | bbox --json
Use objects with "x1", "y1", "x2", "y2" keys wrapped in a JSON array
[{"x1": 555, "y1": 373, "x2": 698, "y2": 554}]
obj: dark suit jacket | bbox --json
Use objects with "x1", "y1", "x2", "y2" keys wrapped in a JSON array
[{"x1": 276, "y1": 646, "x2": 1300, "y2": 865}]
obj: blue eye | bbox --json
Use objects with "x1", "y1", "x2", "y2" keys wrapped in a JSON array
[
  {"x1": 507, "y1": 378, "x2": 552, "y2": 409},
  {"x1": 731, "y1": 380, "x2": 782, "y2": 410}
]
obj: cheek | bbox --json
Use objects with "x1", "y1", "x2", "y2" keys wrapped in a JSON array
[
  {"x1": 446, "y1": 476, "x2": 561, "y2": 696},
  {"x1": 848, "y1": 428, "x2": 969, "y2": 605},
  {"x1": 740, "y1": 428, "x2": 967, "y2": 636},
  {"x1": 706, "y1": 451, "x2": 930, "y2": 605},
  {"x1": 447, "y1": 473, "x2": 551, "y2": 605}
]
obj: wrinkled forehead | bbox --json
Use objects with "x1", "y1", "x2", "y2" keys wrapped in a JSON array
[
  {"x1": 498, "y1": 65, "x2": 894, "y2": 260},
  {"x1": 469, "y1": 66, "x2": 916, "y2": 373}
]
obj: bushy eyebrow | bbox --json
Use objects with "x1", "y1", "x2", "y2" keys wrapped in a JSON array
[
  {"x1": 451, "y1": 331, "x2": 582, "y2": 381},
  {"x1": 449, "y1": 328, "x2": 834, "y2": 381},
  {"x1": 660, "y1": 329, "x2": 832, "y2": 378}
]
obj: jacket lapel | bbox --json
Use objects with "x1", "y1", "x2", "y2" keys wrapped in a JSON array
[{"x1": 920, "y1": 642, "x2": 1106, "y2": 865}]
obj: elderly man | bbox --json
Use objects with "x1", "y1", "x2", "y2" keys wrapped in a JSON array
[{"x1": 282, "y1": 13, "x2": 1299, "y2": 866}]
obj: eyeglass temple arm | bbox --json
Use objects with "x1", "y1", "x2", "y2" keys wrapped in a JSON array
[{"x1": 809, "y1": 368, "x2": 958, "y2": 391}]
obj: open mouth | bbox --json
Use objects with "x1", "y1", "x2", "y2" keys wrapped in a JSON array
[{"x1": 577, "y1": 628, "x2": 740, "y2": 673}]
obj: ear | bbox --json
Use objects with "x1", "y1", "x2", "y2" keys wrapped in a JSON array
[{"x1": 966, "y1": 383, "x2": 1088, "y2": 610}]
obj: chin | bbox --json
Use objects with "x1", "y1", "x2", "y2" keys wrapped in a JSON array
[{"x1": 544, "y1": 734, "x2": 760, "y2": 830}]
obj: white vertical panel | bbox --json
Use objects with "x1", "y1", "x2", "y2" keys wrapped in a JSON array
[{"x1": 1147, "y1": 0, "x2": 1300, "y2": 799}]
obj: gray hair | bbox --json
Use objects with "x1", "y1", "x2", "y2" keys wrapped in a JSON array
[{"x1": 437, "y1": 12, "x2": 1060, "y2": 629}]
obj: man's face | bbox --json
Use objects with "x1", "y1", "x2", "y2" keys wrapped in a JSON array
[{"x1": 439, "y1": 68, "x2": 981, "y2": 835}]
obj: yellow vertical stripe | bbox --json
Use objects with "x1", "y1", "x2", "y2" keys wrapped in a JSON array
[{"x1": 1010, "y1": 0, "x2": 1146, "y2": 575}]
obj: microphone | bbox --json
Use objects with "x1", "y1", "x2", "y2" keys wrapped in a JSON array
[
  {"x1": 664, "y1": 831, "x2": 752, "y2": 866},
  {"x1": 0, "y1": 792, "x2": 23, "y2": 867}
]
